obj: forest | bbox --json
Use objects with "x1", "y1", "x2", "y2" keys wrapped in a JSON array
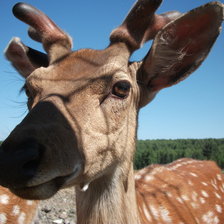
[
  {"x1": 0, "y1": 139, "x2": 224, "y2": 170},
  {"x1": 134, "y1": 138, "x2": 224, "y2": 170}
]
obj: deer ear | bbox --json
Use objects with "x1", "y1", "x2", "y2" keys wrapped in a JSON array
[
  {"x1": 138, "y1": 2, "x2": 223, "y2": 104},
  {"x1": 5, "y1": 37, "x2": 48, "y2": 78}
]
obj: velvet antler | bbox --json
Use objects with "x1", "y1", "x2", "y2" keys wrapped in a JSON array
[
  {"x1": 13, "y1": 2, "x2": 72, "y2": 63},
  {"x1": 110, "y1": 0, "x2": 181, "y2": 52}
]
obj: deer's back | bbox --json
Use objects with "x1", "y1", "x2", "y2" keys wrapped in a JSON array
[
  {"x1": 135, "y1": 158, "x2": 224, "y2": 224},
  {"x1": 0, "y1": 187, "x2": 38, "y2": 224}
]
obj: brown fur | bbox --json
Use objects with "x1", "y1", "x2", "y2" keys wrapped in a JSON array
[
  {"x1": 0, "y1": 187, "x2": 38, "y2": 224},
  {"x1": 136, "y1": 158, "x2": 224, "y2": 223}
]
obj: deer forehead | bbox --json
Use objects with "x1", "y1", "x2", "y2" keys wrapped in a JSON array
[
  {"x1": 30, "y1": 47, "x2": 131, "y2": 82},
  {"x1": 26, "y1": 48, "x2": 137, "y2": 101}
]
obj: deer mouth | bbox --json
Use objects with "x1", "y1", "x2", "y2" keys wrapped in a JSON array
[{"x1": 9, "y1": 165, "x2": 82, "y2": 200}]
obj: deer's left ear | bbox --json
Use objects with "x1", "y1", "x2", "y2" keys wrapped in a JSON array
[
  {"x1": 138, "y1": 2, "x2": 223, "y2": 107},
  {"x1": 5, "y1": 37, "x2": 48, "y2": 78}
]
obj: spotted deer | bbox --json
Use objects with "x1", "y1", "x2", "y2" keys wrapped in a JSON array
[
  {"x1": 136, "y1": 158, "x2": 224, "y2": 224},
  {"x1": 0, "y1": 1, "x2": 223, "y2": 224},
  {"x1": 0, "y1": 187, "x2": 38, "y2": 224}
]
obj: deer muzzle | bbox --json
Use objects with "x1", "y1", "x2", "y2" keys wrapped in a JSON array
[{"x1": 0, "y1": 101, "x2": 83, "y2": 199}]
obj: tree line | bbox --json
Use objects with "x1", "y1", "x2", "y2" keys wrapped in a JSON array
[
  {"x1": 1, "y1": 139, "x2": 224, "y2": 170},
  {"x1": 135, "y1": 138, "x2": 224, "y2": 170}
]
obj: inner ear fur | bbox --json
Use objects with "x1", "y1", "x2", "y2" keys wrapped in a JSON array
[{"x1": 138, "y1": 2, "x2": 223, "y2": 94}]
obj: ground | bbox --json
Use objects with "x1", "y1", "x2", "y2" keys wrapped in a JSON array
[{"x1": 36, "y1": 188, "x2": 76, "y2": 224}]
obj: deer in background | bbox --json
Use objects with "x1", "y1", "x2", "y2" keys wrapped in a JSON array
[
  {"x1": 0, "y1": 187, "x2": 38, "y2": 224},
  {"x1": 0, "y1": 0, "x2": 223, "y2": 224}
]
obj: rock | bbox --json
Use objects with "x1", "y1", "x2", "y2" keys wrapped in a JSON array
[
  {"x1": 59, "y1": 211, "x2": 68, "y2": 219},
  {"x1": 53, "y1": 219, "x2": 63, "y2": 224},
  {"x1": 35, "y1": 188, "x2": 76, "y2": 224},
  {"x1": 41, "y1": 207, "x2": 51, "y2": 213}
]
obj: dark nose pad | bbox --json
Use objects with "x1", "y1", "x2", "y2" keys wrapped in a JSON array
[{"x1": 0, "y1": 139, "x2": 43, "y2": 186}]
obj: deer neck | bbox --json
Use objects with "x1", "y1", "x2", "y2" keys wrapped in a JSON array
[{"x1": 75, "y1": 165, "x2": 140, "y2": 224}]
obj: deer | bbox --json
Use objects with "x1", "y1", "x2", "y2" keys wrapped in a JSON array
[
  {"x1": 0, "y1": 0, "x2": 223, "y2": 224},
  {"x1": 0, "y1": 186, "x2": 38, "y2": 224}
]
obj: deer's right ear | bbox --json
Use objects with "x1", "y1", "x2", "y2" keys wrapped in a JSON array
[
  {"x1": 138, "y1": 2, "x2": 223, "y2": 107},
  {"x1": 5, "y1": 37, "x2": 48, "y2": 78}
]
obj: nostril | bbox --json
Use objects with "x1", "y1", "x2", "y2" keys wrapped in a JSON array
[
  {"x1": 22, "y1": 159, "x2": 40, "y2": 178},
  {"x1": 20, "y1": 141, "x2": 44, "y2": 179},
  {"x1": 13, "y1": 139, "x2": 45, "y2": 180}
]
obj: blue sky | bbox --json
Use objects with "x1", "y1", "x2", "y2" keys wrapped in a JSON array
[{"x1": 0, "y1": 0, "x2": 223, "y2": 140}]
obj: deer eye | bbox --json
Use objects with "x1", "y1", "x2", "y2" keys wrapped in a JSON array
[{"x1": 112, "y1": 81, "x2": 131, "y2": 98}]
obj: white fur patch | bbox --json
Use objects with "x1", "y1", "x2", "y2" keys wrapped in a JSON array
[
  {"x1": 201, "y1": 182, "x2": 208, "y2": 186},
  {"x1": 189, "y1": 172, "x2": 198, "y2": 177},
  {"x1": 199, "y1": 197, "x2": 206, "y2": 204},
  {"x1": 176, "y1": 197, "x2": 184, "y2": 204},
  {"x1": 160, "y1": 207, "x2": 172, "y2": 223},
  {"x1": 149, "y1": 205, "x2": 159, "y2": 220},
  {"x1": 201, "y1": 190, "x2": 209, "y2": 198},
  {"x1": 18, "y1": 212, "x2": 26, "y2": 224},
  {"x1": 202, "y1": 211, "x2": 219, "y2": 224},
  {"x1": 188, "y1": 180, "x2": 193, "y2": 186},
  {"x1": 144, "y1": 175, "x2": 155, "y2": 182},
  {"x1": 0, "y1": 213, "x2": 7, "y2": 224},
  {"x1": 26, "y1": 200, "x2": 33, "y2": 206},
  {"x1": 215, "y1": 204, "x2": 222, "y2": 213},
  {"x1": 11, "y1": 205, "x2": 20, "y2": 216},
  {"x1": 216, "y1": 174, "x2": 222, "y2": 181},
  {"x1": 181, "y1": 195, "x2": 189, "y2": 201},
  {"x1": 143, "y1": 203, "x2": 152, "y2": 222},
  {"x1": 214, "y1": 192, "x2": 221, "y2": 199},
  {"x1": 0, "y1": 194, "x2": 9, "y2": 204},
  {"x1": 192, "y1": 191, "x2": 198, "y2": 201}
]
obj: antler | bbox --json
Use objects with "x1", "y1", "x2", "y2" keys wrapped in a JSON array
[
  {"x1": 110, "y1": 0, "x2": 181, "y2": 52},
  {"x1": 13, "y1": 2, "x2": 72, "y2": 63}
]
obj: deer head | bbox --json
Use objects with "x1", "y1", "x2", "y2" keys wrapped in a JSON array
[{"x1": 0, "y1": 0, "x2": 223, "y2": 206}]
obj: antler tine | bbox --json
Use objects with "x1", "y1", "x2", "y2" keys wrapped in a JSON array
[
  {"x1": 13, "y1": 2, "x2": 72, "y2": 63},
  {"x1": 146, "y1": 11, "x2": 181, "y2": 41},
  {"x1": 28, "y1": 27, "x2": 42, "y2": 43},
  {"x1": 110, "y1": 0, "x2": 181, "y2": 52}
]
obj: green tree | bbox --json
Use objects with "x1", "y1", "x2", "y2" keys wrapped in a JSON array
[{"x1": 134, "y1": 138, "x2": 224, "y2": 169}]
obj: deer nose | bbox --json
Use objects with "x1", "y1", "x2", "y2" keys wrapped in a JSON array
[{"x1": 0, "y1": 139, "x2": 43, "y2": 187}]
